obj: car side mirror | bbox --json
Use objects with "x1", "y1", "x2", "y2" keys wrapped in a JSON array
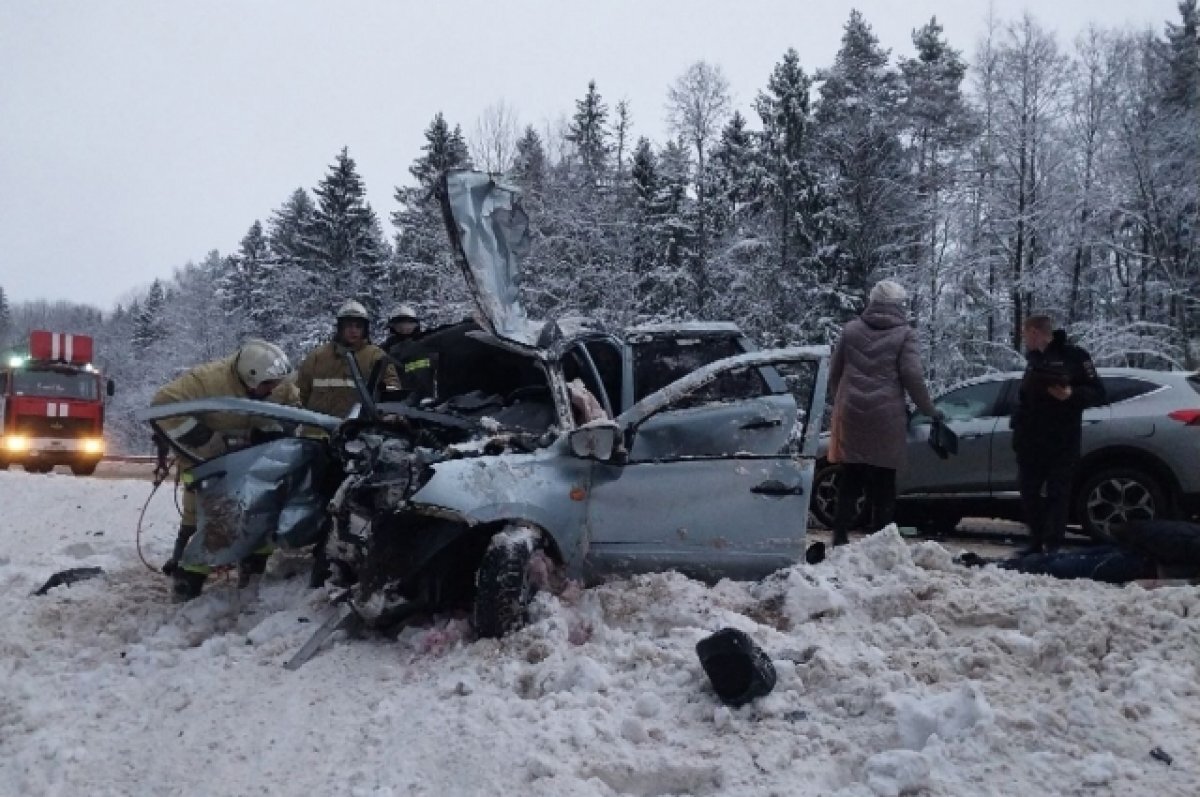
[
  {"x1": 106, "y1": 379, "x2": 116, "y2": 397},
  {"x1": 568, "y1": 422, "x2": 619, "y2": 461}
]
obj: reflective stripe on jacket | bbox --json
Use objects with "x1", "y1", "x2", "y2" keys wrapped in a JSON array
[{"x1": 296, "y1": 341, "x2": 399, "y2": 418}]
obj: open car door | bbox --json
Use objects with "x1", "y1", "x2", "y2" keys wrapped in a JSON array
[
  {"x1": 137, "y1": 399, "x2": 341, "y2": 567},
  {"x1": 582, "y1": 347, "x2": 830, "y2": 583}
]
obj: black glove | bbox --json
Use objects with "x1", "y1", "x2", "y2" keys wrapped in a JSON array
[{"x1": 152, "y1": 432, "x2": 172, "y2": 486}]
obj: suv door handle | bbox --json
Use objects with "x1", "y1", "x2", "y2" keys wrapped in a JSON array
[
  {"x1": 741, "y1": 418, "x2": 782, "y2": 430},
  {"x1": 752, "y1": 480, "x2": 804, "y2": 496}
]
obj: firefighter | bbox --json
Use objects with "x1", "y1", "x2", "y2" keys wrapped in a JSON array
[
  {"x1": 152, "y1": 339, "x2": 299, "y2": 601},
  {"x1": 296, "y1": 300, "x2": 400, "y2": 418},
  {"x1": 296, "y1": 301, "x2": 400, "y2": 588},
  {"x1": 382, "y1": 304, "x2": 435, "y2": 401}
]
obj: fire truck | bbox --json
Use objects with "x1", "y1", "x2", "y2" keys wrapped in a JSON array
[{"x1": 0, "y1": 330, "x2": 114, "y2": 475}]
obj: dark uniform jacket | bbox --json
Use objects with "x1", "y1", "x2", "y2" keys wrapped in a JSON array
[
  {"x1": 1011, "y1": 330, "x2": 1106, "y2": 461},
  {"x1": 384, "y1": 329, "x2": 436, "y2": 400}
]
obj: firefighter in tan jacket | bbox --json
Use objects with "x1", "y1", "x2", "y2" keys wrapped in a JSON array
[
  {"x1": 152, "y1": 339, "x2": 299, "y2": 600},
  {"x1": 296, "y1": 300, "x2": 400, "y2": 418}
]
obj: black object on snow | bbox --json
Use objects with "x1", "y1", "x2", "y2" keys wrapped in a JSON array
[
  {"x1": 1112, "y1": 520, "x2": 1200, "y2": 576},
  {"x1": 1150, "y1": 747, "x2": 1173, "y2": 766},
  {"x1": 805, "y1": 541, "x2": 826, "y2": 565},
  {"x1": 995, "y1": 546, "x2": 1156, "y2": 583},
  {"x1": 31, "y1": 566, "x2": 104, "y2": 596},
  {"x1": 696, "y1": 628, "x2": 777, "y2": 707}
]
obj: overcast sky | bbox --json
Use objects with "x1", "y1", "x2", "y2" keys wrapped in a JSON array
[{"x1": 0, "y1": 0, "x2": 1182, "y2": 310}]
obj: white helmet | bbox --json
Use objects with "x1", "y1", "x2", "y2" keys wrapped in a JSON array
[
  {"x1": 235, "y1": 339, "x2": 293, "y2": 389},
  {"x1": 336, "y1": 300, "x2": 370, "y2": 323},
  {"x1": 388, "y1": 304, "x2": 419, "y2": 325}
]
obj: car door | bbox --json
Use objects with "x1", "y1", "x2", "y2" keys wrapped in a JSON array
[
  {"x1": 583, "y1": 349, "x2": 829, "y2": 584},
  {"x1": 902, "y1": 379, "x2": 1007, "y2": 496}
]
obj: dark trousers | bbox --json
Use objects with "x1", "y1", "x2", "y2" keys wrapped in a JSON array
[
  {"x1": 833, "y1": 463, "x2": 897, "y2": 544},
  {"x1": 1018, "y1": 455, "x2": 1075, "y2": 552}
]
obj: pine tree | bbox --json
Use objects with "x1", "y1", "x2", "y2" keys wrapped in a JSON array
[
  {"x1": 133, "y1": 280, "x2": 166, "y2": 354},
  {"x1": 512, "y1": 126, "x2": 548, "y2": 195},
  {"x1": 392, "y1": 113, "x2": 474, "y2": 322},
  {"x1": 815, "y1": 11, "x2": 911, "y2": 309},
  {"x1": 567, "y1": 81, "x2": 611, "y2": 185},
  {"x1": 301, "y1": 147, "x2": 387, "y2": 317},
  {"x1": 0, "y1": 285, "x2": 10, "y2": 350}
]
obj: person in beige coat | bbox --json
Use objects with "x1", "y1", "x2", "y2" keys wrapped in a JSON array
[
  {"x1": 151, "y1": 339, "x2": 300, "y2": 599},
  {"x1": 828, "y1": 280, "x2": 942, "y2": 546},
  {"x1": 296, "y1": 300, "x2": 400, "y2": 418}
]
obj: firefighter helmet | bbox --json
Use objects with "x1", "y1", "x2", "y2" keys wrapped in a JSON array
[
  {"x1": 387, "y1": 304, "x2": 419, "y2": 325},
  {"x1": 336, "y1": 300, "x2": 370, "y2": 323},
  {"x1": 235, "y1": 339, "x2": 293, "y2": 389}
]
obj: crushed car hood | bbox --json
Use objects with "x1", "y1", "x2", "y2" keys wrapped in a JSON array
[{"x1": 440, "y1": 170, "x2": 542, "y2": 348}]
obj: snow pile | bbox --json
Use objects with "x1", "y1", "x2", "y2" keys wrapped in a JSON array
[{"x1": 1, "y1": 472, "x2": 1199, "y2": 795}]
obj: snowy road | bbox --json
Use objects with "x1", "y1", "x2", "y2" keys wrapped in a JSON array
[{"x1": 1, "y1": 470, "x2": 1198, "y2": 796}]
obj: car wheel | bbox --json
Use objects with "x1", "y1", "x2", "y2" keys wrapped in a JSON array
[
  {"x1": 1076, "y1": 467, "x2": 1168, "y2": 539},
  {"x1": 472, "y1": 524, "x2": 541, "y2": 639},
  {"x1": 71, "y1": 462, "x2": 98, "y2": 476},
  {"x1": 810, "y1": 465, "x2": 867, "y2": 530},
  {"x1": 25, "y1": 463, "x2": 53, "y2": 474}
]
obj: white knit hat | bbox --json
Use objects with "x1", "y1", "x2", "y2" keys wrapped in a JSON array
[{"x1": 870, "y1": 280, "x2": 908, "y2": 303}]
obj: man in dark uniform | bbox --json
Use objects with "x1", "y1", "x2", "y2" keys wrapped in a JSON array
[
  {"x1": 383, "y1": 304, "x2": 436, "y2": 401},
  {"x1": 1010, "y1": 315, "x2": 1107, "y2": 553}
]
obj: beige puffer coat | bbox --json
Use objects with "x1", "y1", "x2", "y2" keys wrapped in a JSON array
[
  {"x1": 296, "y1": 340, "x2": 399, "y2": 418},
  {"x1": 828, "y1": 301, "x2": 938, "y2": 471}
]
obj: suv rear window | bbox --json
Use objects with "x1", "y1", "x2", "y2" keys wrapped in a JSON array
[{"x1": 1101, "y1": 376, "x2": 1159, "y2": 404}]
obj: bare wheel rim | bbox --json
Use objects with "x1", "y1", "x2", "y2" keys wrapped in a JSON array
[
  {"x1": 813, "y1": 470, "x2": 865, "y2": 528},
  {"x1": 1085, "y1": 476, "x2": 1156, "y2": 535}
]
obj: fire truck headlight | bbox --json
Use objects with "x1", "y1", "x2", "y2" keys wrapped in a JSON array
[
  {"x1": 3, "y1": 435, "x2": 29, "y2": 453},
  {"x1": 82, "y1": 438, "x2": 105, "y2": 455}
]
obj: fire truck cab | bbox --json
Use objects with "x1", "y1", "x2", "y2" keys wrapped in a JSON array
[{"x1": 0, "y1": 331, "x2": 114, "y2": 475}]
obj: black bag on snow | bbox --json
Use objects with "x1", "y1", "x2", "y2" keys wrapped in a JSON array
[{"x1": 696, "y1": 628, "x2": 777, "y2": 707}]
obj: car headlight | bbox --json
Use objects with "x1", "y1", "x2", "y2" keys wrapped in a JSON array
[
  {"x1": 3, "y1": 435, "x2": 29, "y2": 453},
  {"x1": 82, "y1": 438, "x2": 105, "y2": 455}
]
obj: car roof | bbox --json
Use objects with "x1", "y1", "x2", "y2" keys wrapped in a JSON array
[
  {"x1": 625, "y1": 321, "x2": 743, "y2": 338},
  {"x1": 950, "y1": 367, "x2": 1195, "y2": 389}
]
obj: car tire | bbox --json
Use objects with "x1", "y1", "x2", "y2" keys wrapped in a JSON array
[
  {"x1": 472, "y1": 524, "x2": 541, "y2": 639},
  {"x1": 25, "y1": 463, "x2": 53, "y2": 474},
  {"x1": 810, "y1": 464, "x2": 868, "y2": 530},
  {"x1": 71, "y1": 462, "x2": 98, "y2": 476},
  {"x1": 1076, "y1": 467, "x2": 1168, "y2": 539}
]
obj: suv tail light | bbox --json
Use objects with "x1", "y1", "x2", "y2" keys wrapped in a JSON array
[{"x1": 1167, "y1": 409, "x2": 1200, "y2": 426}]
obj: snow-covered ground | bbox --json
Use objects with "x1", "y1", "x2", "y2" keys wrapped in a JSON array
[{"x1": 1, "y1": 470, "x2": 1198, "y2": 797}]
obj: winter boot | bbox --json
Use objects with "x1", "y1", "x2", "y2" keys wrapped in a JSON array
[
  {"x1": 308, "y1": 542, "x2": 331, "y2": 589},
  {"x1": 171, "y1": 568, "x2": 207, "y2": 602},
  {"x1": 237, "y1": 551, "x2": 271, "y2": 589},
  {"x1": 162, "y1": 524, "x2": 197, "y2": 576}
]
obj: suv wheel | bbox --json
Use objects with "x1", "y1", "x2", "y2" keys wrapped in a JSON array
[
  {"x1": 1076, "y1": 467, "x2": 1167, "y2": 538},
  {"x1": 811, "y1": 464, "x2": 867, "y2": 530},
  {"x1": 472, "y1": 524, "x2": 541, "y2": 639},
  {"x1": 71, "y1": 462, "x2": 98, "y2": 476}
]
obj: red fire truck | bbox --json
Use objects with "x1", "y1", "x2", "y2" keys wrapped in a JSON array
[{"x1": 0, "y1": 331, "x2": 114, "y2": 475}]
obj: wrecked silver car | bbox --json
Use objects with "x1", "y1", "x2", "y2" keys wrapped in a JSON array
[{"x1": 139, "y1": 170, "x2": 831, "y2": 642}]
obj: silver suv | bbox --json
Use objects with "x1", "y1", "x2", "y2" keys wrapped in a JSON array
[{"x1": 812, "y1": 368, "x2": 1200, "y2": 537}]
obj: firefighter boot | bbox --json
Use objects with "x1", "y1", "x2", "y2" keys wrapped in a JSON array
[
  {"x1": 162, "y1": 524, "x2": 197, "y2": 576},
  {"x1": 237, "y1": 548, "x2": 272, "y2": 589},
  {"x1": 171, "y1": 567, "x2": 208, "y2": 602},
  {"x1": 308, "y1": 541, "x2": 331, "y2": 589}
]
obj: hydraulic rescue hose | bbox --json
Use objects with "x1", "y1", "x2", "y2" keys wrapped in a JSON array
[{"x1": 136, "y1": 460, "x2": 234, "y2": 583}]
